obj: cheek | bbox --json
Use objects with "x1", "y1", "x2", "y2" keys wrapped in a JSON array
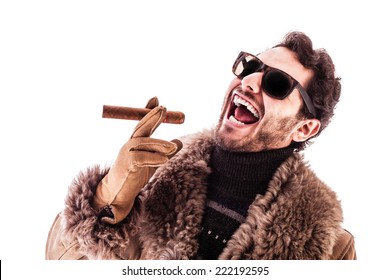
[
  {"x1": 263, "y1": 93, "x2": 302, "y2": 118},
  {"x1": 261, "y1": 96, "x2": 283, "y2": 117}
]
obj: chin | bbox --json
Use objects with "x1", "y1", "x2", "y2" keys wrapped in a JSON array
[{"x1": 215, "y1": 125, "x2": 260, "y2": 152}]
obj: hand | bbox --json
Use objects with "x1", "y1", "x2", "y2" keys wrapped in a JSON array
[{"x1": 93, "y1": 97, "x2": 182, "y2": 224}]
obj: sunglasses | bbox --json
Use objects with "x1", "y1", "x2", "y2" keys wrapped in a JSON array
[{"x1": 232, "y1": 51, "x2": 316, "y2": 117}]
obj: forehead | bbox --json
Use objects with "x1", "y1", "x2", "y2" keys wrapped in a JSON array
[{"x1": 257, "y1": 47, "x2": 313, "y2": 86}]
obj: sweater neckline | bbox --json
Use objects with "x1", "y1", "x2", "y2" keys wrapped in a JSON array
[{"x1": 210, "y1": 145, "x2": 294, "y2": 182}]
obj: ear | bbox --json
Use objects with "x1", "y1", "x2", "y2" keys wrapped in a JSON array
[{"x1": 292, "y1": 119, "x2": 321, "y2": 143}]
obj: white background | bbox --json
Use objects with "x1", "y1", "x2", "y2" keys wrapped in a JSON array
[{"x1": 1, "y1": 0, "x2": 389, "y2": 278}]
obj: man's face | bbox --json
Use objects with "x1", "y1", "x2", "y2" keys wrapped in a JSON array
[{"x1": 215, "y1": 47, "x2": 314, "y2": 152}]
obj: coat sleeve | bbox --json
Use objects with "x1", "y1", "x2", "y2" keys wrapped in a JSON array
[
  {"x1": 45, "y1": 166, "x2": 143, "y2": 260},
  {"x1": 46, "y1": 213, "x2": 88, "y2": 260},
  {"x1": 329, "y1": 229, "x2": 357, "y2": 260}
]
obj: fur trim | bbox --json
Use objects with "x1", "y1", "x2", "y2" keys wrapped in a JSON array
[{"x1": 62, "y1": 165, "x2": 142, "y2": 259}]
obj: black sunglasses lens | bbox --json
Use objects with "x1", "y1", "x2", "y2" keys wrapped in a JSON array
[
  {"x1": 262, "y1": 70, "x2": 292, "y2": 99},
  {"x1": 234, "y1": 54, "x2": 262, "y2": 78}
]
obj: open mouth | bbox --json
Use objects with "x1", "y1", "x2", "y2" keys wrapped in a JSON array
[{"x1": 227, "y1": 94, "x2": 260, "y2": 125}]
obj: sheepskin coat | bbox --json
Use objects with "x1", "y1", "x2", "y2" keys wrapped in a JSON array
[{"x1": 46, "y1": 129, "x2": 355, "y2": 260}]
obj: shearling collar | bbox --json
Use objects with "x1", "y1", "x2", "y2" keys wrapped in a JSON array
[{"x1": 63, "y1": 129, "x2": 343, "y2": 260}]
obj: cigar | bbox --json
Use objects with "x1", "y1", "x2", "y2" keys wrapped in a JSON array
[{"x1": 102, "y1": 105, "x2": 185, "y2": 124}]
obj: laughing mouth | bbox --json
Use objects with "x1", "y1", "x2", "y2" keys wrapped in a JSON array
[{"x1": 227, "y1": 94, "x2": 260, "y2": 125}]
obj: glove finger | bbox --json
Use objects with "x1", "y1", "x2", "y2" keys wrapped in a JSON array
[
  {"x1": 168, "y1": 139, "x2": 183, "y2": 159},
  {"x1": 131, "y1": 106, "x2": 166, "y2": 139},
  {"x1": 145, "y1": 97, "x2": 159, "y2": 109},
  {"x1": 126, "y1": 137, "x2": 179, "y2": 156},
  {"x1": 130, "y1": 150, "x2": 169, "y2": 168}
]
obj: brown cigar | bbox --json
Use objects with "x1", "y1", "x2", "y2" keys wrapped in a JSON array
[{"x1": 102, "y1": 105, "x2": 185, "y2": 124}]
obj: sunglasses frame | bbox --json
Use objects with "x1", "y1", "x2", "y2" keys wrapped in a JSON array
[{"x1": 232, "y1": 51, "x2": 317, "y2": 118}]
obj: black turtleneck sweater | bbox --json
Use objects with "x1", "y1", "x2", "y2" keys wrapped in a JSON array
[{"x1": 196, "y1": 145, "x2": 294, "y2": 259}]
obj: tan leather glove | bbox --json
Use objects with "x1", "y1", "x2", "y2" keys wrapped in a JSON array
[{"x1": 93, "y1": 97, "x2": 182, "y2": 224}]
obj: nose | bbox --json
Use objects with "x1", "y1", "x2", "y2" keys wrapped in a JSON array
[{"x1": 240, "y1": 72, "x2": 262, "y2": 94}]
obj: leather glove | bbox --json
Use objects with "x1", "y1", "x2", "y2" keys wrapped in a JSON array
[{"x1": 93, "y1": 97, "x2": 182, "y2": 224}]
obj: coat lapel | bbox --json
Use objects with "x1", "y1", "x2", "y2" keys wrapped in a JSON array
[
  {"x1": 138, "y1": 130, "x2": 214, "y2": 259},
  {"x1": 220, "y1": 154, "x2": 343, "y2": 260}
]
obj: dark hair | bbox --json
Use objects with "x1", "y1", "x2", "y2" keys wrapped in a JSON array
[{"x1": 275, "y1": 31, "x2": 341, "y2": 151}]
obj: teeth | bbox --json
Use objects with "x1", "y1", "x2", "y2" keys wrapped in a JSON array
[
  {"x1": 233, "y1": 95, "x2": 259, "y2": 118},
  {"x1": 229, "y1": 115, "x2": 245, "y2": 125}
]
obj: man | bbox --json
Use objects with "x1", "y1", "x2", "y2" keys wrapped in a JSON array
[{"x1": 46, "y1": 31, "x2": 356, "y2": 260}]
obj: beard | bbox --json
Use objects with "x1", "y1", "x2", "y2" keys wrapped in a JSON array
[
  {"x1": 215, "y1": 94, "x2": 300, "y2": 152},
  {"x1": 215, "y1": 112, "x2": 301, "y2": 152}
]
